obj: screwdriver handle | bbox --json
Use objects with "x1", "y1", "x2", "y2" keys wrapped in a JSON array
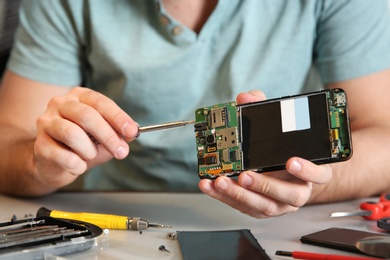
[
  {"x1": 291, "y1": 251, "x2": 377, "y2": 260},
  {"x1": 37, "y1": 207, "x2": 128, "y2": 229}
]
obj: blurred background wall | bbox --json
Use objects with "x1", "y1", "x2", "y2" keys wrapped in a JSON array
[{"x1": 0, "y1": 0, "x2": 21, "y2": 78}]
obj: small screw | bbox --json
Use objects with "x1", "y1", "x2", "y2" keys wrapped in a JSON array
[
  {"x1": 166, "y1": 232, "x2": 177, "y2": 240},
  {"x1": 159, "y1": 245, "x2": 170, "y2": 253}
]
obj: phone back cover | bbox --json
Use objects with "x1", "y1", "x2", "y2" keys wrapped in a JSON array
[{"x1": 177, "y1": 229, "x2": 271, "y2": 260}]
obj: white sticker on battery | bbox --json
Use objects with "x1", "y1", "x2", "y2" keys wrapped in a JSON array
[{"x1": 280, "y1": 97, "x2": 310, "y2": 132}]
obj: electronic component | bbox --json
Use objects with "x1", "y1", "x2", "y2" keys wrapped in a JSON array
[
  {"x1": 194, "y1": 89, "x2": 352, "y2": 179},
  {"x1": 195, "y1": 102, "x2": 242, "y2": 178}
]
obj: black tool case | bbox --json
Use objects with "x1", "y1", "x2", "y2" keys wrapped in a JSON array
[{"x1": 0, "y1": 216, "x2": 102, "y2": 259}]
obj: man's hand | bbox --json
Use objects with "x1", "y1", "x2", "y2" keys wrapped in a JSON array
[
  {"x1": 0, "y1": 72, "x2": 140, "y2": 195},
  {"x1": 34, "y1": 86, "x2": 139, "y2": 188},
  {"x1": 199, "y1": 90, "x2": 332, "y2": 218}
]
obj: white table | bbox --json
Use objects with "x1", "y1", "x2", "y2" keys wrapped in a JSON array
[{"x1": 0, "y1": 192, "x2": 385, "y2": 259}]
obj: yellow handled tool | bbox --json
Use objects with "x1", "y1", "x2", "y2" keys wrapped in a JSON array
[{"x1": 36, "y1": 207, "x2": 172, "y2": 231}]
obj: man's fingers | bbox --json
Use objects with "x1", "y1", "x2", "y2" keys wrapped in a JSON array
[
  {"x1": 34, "y1": 132, "x2": 88, "y2": 175},
  {"x1": 45, "y1": 97, "x2": 129, "y2": 160},
  {"x1": 286, "y1": 157, "x2": 333, "y2": 184},
  {"x1": 42, "y1": 117, "x2": 99, "y2": 160},
  {"x1": 75, "y1": 87, "x2": 139, "y2": 141},
  {"x1": 236, "y1": 90, "x2": 266, "y2": 104},
  {"x1": 238, "y1": 171, "x2": 311, "y2": 208},
  {"x1": 199, "y1": 177, "x2": 299, "y2": 218}
]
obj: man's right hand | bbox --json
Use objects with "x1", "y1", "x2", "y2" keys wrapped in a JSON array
[
  {"x1": 0, "y1": 71, "x2": 138, "y2": 195},
  {"x1": 34, "y1": 86, "x2": 139, "y2": 186}
]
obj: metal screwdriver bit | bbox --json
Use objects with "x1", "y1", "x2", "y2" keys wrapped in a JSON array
[{"x1": 138, "y1": 120, "x2": 195, "y2": 134}]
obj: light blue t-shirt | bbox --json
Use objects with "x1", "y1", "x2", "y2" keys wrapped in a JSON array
[{"x1": 8, "y1": 0, "x2": 390, "y2": 191}]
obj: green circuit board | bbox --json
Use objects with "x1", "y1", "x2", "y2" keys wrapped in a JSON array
[
  {"x1": 327, "y1": 90, "x2": 352, "y2": 158},
  {"x1": 194, "y1": 101, "x2": 242, "y2": 179}
]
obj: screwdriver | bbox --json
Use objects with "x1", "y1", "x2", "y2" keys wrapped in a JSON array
[
  {"x1": 138, "y1": 120, "x2": 195, "y2": 134},
  {"x1": 87, "y1": 119, "x2": 195, "y2": 144},
  {"x1": 275, "y1": 250, "x2": 378, "y2": 260},
  {"x1": 36, "y1": 207, "x2": 172, "y2": 231}
]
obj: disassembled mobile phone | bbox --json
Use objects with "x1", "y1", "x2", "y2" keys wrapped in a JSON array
[{"x1": 194, "y1": 88, "x2": 352, "y2": 179}]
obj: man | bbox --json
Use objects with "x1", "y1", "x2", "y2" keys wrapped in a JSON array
[{"x1": 0, "y1": 0, "x2": 390, "y2": 218}]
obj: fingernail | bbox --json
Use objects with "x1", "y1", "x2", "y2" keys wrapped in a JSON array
[
  {"x1": 135, "y1": 123, "x2": 141, "y2": 138},
  {"x1": 116, "y1": 146, "x2": 128, "y2": 159},
  {"x1": 200, "y1": 180, "x2": 213, "y2": 192},
  {"x1": 289, "y1": 160, "x2": 302, "y2": 173},
  {"x1": 123, "y1": 122, "x2": 138, "y2": 139},
  {"x1": 216, "y1": 178, "x2": 228, "y2": 191},
  {"x1": 240, "y1": 173, "x2": 253, "y2": 187}
]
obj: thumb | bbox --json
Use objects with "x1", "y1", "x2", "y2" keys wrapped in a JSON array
[{"x1": 236, "y1": 90, "x2": 266, "y2": 105}]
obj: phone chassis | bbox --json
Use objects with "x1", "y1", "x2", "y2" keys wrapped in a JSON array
[{"x1": 194, "y1": 89, "x2": 352, "y2": 179}]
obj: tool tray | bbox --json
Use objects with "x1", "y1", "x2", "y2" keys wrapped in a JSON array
[{"x1": 0, "y1": 216, "x2": 102, "y2": 259}]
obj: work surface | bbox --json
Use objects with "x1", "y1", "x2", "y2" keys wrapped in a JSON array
[{"x1": 0, "y1": 192, "x2": 386, "y2": 259}]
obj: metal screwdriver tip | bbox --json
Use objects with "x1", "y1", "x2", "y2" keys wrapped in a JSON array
[{"x1": 148, "y1": 223, "x2": 172, "y2": 229}]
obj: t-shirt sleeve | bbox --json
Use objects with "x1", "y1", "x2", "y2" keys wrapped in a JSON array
[
  {"x1": 314, "y1": 0, "x2": 390, "y2": 84},
  {"x1": 7, "y1": 0, "x2": 85, "y2": 86}
]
